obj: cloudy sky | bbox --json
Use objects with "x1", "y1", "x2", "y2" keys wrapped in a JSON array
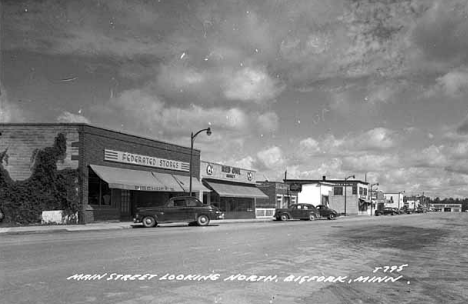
[{"x1": 1, "y1": 0, "x2": 468, "y2": 198}]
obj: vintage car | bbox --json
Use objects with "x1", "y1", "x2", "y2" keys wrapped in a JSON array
[
  {"x1": 274, "y1": 203, "x2": 339, "y2": 221},
  {"x1": 375, "y1": 207, "x2": 399, "y2": 216},
  {"x1": 315, "y1": 204, "x2": 339, "y2": 220},
  {"x1": 274, "y1": 203, "x2": 319, "y2": 221},
  {"x1": 134, "y1": 196, "x2": 224, "y2": 227}
]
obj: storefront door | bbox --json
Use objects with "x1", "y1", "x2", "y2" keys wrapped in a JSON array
[{"x1": 119, "y1": 190, "x2": 132, "y2": 220}]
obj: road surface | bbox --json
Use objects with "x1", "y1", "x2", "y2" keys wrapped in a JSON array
[{"x1": 1, "y1": 213, "x2": 467, "y2": 304}]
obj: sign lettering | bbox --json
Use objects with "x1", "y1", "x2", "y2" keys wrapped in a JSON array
[{"x1": 104, "y1": 149, "x2": 189, "y2": 172}]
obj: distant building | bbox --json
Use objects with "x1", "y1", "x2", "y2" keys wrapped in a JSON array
[
  {"x1": 384, "y1": 192, "x2": 405, "y2": 209},
  {"x1": 430, "y1": 204, "x2": 462, "y2": 212},
  {"x1": 284, "y1": 176, "x2": 370, "y2": 215},
  {"x1": 404, "y1": 196, "x2": 420, "y2": 209}
]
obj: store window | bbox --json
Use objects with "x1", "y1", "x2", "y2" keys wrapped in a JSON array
[
  {"x1": 352, "y1": 185, "x2": 357, "y2": 195},
  {"x1": 334, "y1": 187, "x2": 343, "y2": 195},
  {"x1": 220, "y1": 197, "x2": 253, "y2": 212},
  {"x1": 290, "y1": 196, "x2": 297, "y2": 205},
  {"x1": 88, "y1": 168, "x2": 112, "y2": 206},
  {"x1": 359, "y1": 187, "x2": 363, "y2": 195},
  {"x1": 276, "y1": 195, "x2": 283, "y2": 208}
]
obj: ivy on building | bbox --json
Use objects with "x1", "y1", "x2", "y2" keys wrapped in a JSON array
[{"x1": 0, "y1": 133, "x2": 81, "y2": 225}]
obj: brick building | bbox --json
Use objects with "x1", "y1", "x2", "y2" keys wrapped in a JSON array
[
  {"x1": 255, "y1": 181, "x2": 298, "y2": 218},
  {"x1": 0, "y1": 123, "x2": 206, "y2": 223},
  {"x1": 200, "y1": 161, "x2": 268, "y2": 219}
]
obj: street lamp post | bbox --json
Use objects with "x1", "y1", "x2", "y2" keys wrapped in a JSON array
[
  {"x1": 189, "y1": 127, "x2": 212, "y2": 197},
  {"x1": 370, "y1": 183, "x2": 379, "y2": 216},
  {"x1": 344, "y1": 175, "x2": 355, "y2": 216}
]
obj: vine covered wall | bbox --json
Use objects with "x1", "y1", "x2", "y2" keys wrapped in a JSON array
[{"x1": 0, "y1": 133, "x2": 81, "y2": 225}]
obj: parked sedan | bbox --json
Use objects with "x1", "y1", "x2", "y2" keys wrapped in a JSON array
[
  {"x1": 134, "y1": 196, "x2": 224, "y2": 227},
  {"x1": 315, "y1": 205, "x2": 339, "y2": 220},
  {"x1": 274, "y1": 203, "x2": 319, "y2": 221},
  {"x1": 375, "y1": 207, "x2": 399, "y2": 216}
]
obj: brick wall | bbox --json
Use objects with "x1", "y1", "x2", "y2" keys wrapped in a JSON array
[
  {"x1": 0, "y1": 124, "x2": 80, "y2": 181},
  {"x1": 256, "y1": 184, "x2": 277, "y2": 208},
  {"x1": 329, "y1": 195, "x2": 359, "y2": 215}
]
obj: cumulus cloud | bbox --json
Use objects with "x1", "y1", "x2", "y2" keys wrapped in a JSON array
[
  {"x1": 223, "y1": 67, "x2": 284, "y2": 103},
  {"x1": 299, "y1": 138, "x2": 320, "y2": 152},
  {"x1": 105, "y1": 89, "x2": 255, "y2": 135},
  {"x1": 57, "y1": 111, "x2": 91, "y2": 124},
  {"x1": 356, "y1": 128, "x2": 398, "y2": 150},
  {"x1": 256, "y1": 112, "x2": 279, "y2": 133},
  {"x1": 255, "y1": 146, "x2": 285, "y2": 170},
  {"x1": 342, "y1": 154, "x2": 400, "y2": 173},
  {"x1": 409, "y1": 145, "x2": 448, "y2": 168},
  {"x1": 435, "y1": 68, "x2": 468, "y2": 97}
]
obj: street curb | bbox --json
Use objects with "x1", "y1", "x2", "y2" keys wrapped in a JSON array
[
  {"x1": 0, "y1": 216, "x2": 369, "y2": 236},
  {"x1": 0, "y1": 228, "x2": 69, "y2": 236},
  {"x1": 0, "y1": 219, "x2": 276, "y2": 236}
]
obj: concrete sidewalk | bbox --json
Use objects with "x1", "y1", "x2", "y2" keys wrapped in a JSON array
[
  {"x1": 0, "y1": 218, "x2": 276, "y2": 236},
  {"x1": 0, "y1": 215, "x2": 367, "y2": 236}
]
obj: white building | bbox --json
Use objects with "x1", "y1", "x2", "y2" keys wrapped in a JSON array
[
  {"x1": 430, "y1": 204, "x2": 462, "y2": 212},
  {"x1": 384, "y1": 192, "x2": 405, "y2": 209},
  {"x1": 284, "y1": 176, "x2": 371, "y2": 215}
]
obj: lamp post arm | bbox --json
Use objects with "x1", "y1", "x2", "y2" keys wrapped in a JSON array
[{"x1": 192, "y1": 128, "x2": 210, "y2": 139}]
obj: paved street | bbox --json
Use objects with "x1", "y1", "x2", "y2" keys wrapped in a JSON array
[{"x1": 1, "y1": 213, "x2": 467, "y2": 304}]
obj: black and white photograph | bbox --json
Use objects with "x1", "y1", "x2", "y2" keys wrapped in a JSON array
[{"x1": 1, "y1": 0, "x2": 468, "y2": 303}]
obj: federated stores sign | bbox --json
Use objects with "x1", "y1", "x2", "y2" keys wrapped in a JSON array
[{"x1": 104, "y1": 149, "x2": 189, "y2": 172}]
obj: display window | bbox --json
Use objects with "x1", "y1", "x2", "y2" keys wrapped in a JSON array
[{"x1": 88, "y1": 168, "x2": 112, "y2": 206}]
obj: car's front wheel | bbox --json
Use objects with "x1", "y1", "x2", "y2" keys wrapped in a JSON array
[
  {"x1": 309, "y1": 213, "x2": 316, "y2": 221},
  {"x1": 328, "y1": 214, "x2": 335, "y2": 220},
  {"x1": 142, "y1": 216, "x2": 156, "y2": 228},
  {"x1": 280, "y1": 214, "x2": 289, "y2": 221},
  {"x1": 197, "y1": 214, "x2": 210, "y2": 226}
]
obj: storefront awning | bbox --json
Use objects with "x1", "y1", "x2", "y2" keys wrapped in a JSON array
[
  {"x1": 172, "y1": 175, "x2": 210, "y2": 192},
  {"x1": 90, "y1": 165, "x2": 210, "y2": 192},
  {"x1": 151, "y1": 172, "x2": 184, "y2": 191},
  {"x1": 204, "y1": 181, "x2": 269, "y2": 199},
  {"x1": 90, "y1": 164, "x2": 173, "y2": 191}
]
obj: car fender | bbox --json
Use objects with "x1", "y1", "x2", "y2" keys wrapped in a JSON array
[
  {"x1": 278, "y1": 212, "x2": 292, "y2": 218},
  {"x1": 193, "y1": 212, "x2": 211, "y2": 220}
]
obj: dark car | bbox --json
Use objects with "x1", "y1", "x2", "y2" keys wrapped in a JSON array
[
  {"x1": 134, "y1": 196, "x2": 224, "y2": 227},
  {"x1": 399, "y1": 206, "x2": 414, "y2": 214},
  {"x1": 415, "y1": 206, "x2": 427, "y2": 213},
  {"x1": 315, "y1": 204, "x2": 339, "y2": 220},
  {"x1": 375, "y1": 207, "x2": 399, "y2": 216},
  {"x1": 274, "y1": 203, "x2": 319, "y2": 221}
]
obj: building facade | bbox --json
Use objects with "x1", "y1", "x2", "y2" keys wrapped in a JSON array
[
  {"x1": 284, "y1": 177, "x2": 370, "y2": 215},
  {"x1": 430, "y1": 204, "x2": 462, "y2": 212},
  {"x1": 0, "y1": 123, "x2": 206, "y2": 223},
  {"x1": 200, "y1": 161, "x2": 268, "y2": 219},
  {"x1": 255, "y1": 181, "x2": 298, "y2": 218},
  {"x1": 384, "y1": 192, "x2": 405, "y2": 209}
]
